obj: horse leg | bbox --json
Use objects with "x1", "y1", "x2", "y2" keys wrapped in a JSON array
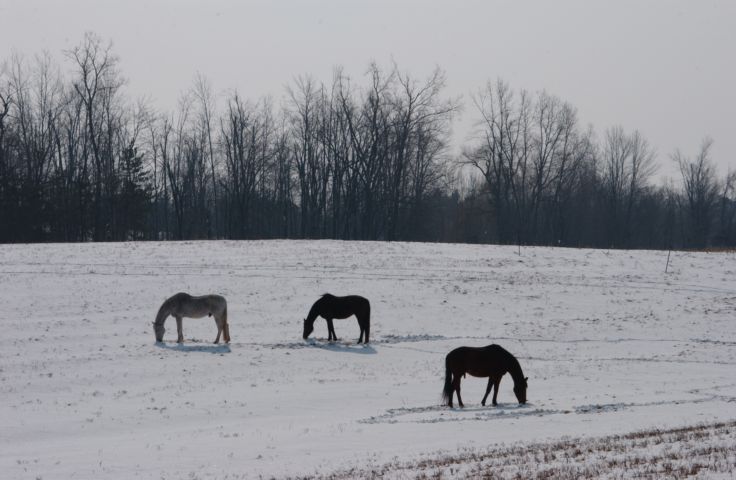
[
  {"x1": 176, "y1": 317, "x2": 184, "y2": 343},
  {"x1": 176, "y1": 316, "x2": 184, "y2": 343},
  {"x1": 492, "y1": 377, "x2": 502, "y2": 406},
  {"x1": 223, "y1": 307, "x2": 230, "y2": 343},
  {"x1": 481, "y1": 378, "x2": 494, "y2": 406},
  {"x1": 213, "y1": 316, "x2": 223, "y2": 344},
  {"x1": 357, "y1": 315, "x2": 369, "y2": 344},
  {"x1": 452, "y1": 375, "x2": 464, "y2": 408},
  {"x1": 447, "y1": 373, "x2": 454, "y2": 408},
  {"x1": 326, "y1": 318, "x2": 337, "y2": 341},
  {"x1": 223, "y1": 320, "x2": 230, "y2": 344}
]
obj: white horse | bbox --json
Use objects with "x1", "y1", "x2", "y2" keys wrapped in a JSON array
[{"x1": 154, "y1": 293, "x2": 230, "y2": 344}]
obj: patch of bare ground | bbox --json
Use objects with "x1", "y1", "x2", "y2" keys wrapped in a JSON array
[{"x1": 281, "y1": 420, "x2": 736, "y2": 480}]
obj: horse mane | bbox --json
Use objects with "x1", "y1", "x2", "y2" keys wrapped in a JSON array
[
  {"x1": 305, "y1": 297, "x2": 325, "y2": 324},
  {"x1": 500, "y1": 346, "x2": 525, "y2": 385},
  {"x1": 320, "y1": 293, "x2": 335, "y2": 299},
  {"x1": 154, "y1": 298, "x2": 172, "y2": 326}
]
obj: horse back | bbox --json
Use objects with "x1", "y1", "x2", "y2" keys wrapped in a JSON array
[
  {"x1": 446, "y1": 345, "x2": 508, "y2": 378},
  {"x1": 168, "y1": 292, "x2": 226, "y2": 317},
  {"x1": 319, "y1": 294, "x2": 369, "y2": 319}
]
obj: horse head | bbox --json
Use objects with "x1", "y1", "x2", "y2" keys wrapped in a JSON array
[
  {"x1": 302, "y1": 318, "x2": 313, "y2": 340},
  {"x1": 153, "y1": 322, "x2": 165, "y2": 342},
  {"x1": 513, "y1": 376, "x2": 528, "y2": 404}
]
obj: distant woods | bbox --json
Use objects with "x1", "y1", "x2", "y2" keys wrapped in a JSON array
[{"x1": 1, "y1": 33, "x2": 734, "y2": 248}]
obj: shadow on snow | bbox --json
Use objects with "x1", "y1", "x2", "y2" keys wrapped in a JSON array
[
  {"x1": 306, "y1": 339, "x2": 377, "y2": 355},
  {"x1": 155, "y1": 341, "x2": 231, "y2": 354}
]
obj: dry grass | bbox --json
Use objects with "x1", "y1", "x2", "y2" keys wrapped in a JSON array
[
  {"x1": 280, "y1": 420, "x2": 736, "y2": 480},
  {"x1": 700, "y1": 247, "x2": 736, "y2": 253}
]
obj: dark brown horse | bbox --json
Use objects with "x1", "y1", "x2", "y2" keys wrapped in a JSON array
[
  {"x1": 302, "y1": 294, "x2": 371, "y2": 344},
  {"x1": 442, "y1": 344, "x2": 527, "y2": 407}
]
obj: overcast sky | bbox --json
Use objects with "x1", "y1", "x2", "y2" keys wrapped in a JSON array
[{"x1": 1, "y1": 0, "x2": 734, "y2": 181}]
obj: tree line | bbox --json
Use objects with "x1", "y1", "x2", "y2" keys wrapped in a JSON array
[{"x1": 1, "y1": 33, "x2": 734, "y2": 248}]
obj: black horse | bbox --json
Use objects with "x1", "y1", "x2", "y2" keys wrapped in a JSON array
[
  {"x1": 442, "y1": 344, "x2": 527, "y2": 407},
  {"x1": 302, "y1": 294, "x2": 371, "y2": 344}
]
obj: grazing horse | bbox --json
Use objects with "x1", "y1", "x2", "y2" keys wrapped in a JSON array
[
  {"x1": 153, "y1": 293, "x2": 230, "y2": 344},
  {"x1": 302, "y1": 294, "x2": 371, "y2": 344},
  {"x1": 442, "y1": 344, "x2": 527, "y2": 407}
]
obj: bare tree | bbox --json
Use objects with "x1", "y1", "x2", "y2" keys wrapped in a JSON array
[
  {"x1": 715, "y1": 169, "x2": 736, "y2": 245},
  {"x1": 0, "y1": 63, "x2": 13, "y2": 242},
  {"x1": 0, "y1": 64, "x2": 11, "y2": 166},
  {"x1": 7, "y1": 52, "x2": 66, "y2": 239},
  {"x1": 547, "y1": 108, "x2": 593, "y2": 245},
  {"x1": 53, "y1": 76, "x2": 88, "y2": 240},
  {"x1": 270, "y1": 119, "x2": 294, "y2": 237},
  {"x1": 601, "y1": 126, "x2": 657, "y2": 246},
  {"x1": 288, "y1": 75, "x2": 330, "y2": 237},
  {"x1": 66, "y1": 32, "x2": 123, "y2": 240},
  {"x1": 624, "y1": 131, "x2": 657, "y2": 243},
  {"x1": 192, "y1": 73, "x2": 218, "y2": 237},
  {"x1": 386, "y1": 66, "x2": 457, "y2": 239},
  {"x1": 338, "y1": 63, "x2": 394, "y2": 239},
  {"x1": 220, "y1": 92, "x2": 272, "y2": 238},
  {"x1": 674, "y1": 137, "x2": 719, "y2": 248},
  {"x1": 160, "y1": 95, "x2": 193, "y2": 240}
]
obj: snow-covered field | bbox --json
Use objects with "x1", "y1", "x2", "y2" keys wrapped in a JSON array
[{"x1": 1, "y1": 240, "x2": 735, "y2": 479}]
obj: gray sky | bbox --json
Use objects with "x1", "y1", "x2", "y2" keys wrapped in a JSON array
[{"x1": 1, "y1": 0, "x2": 734, "y2": 181}]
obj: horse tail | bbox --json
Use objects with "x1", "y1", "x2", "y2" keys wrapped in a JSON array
[{"x1": 441, "y1": 357, "x2": 453, "y2": 405}]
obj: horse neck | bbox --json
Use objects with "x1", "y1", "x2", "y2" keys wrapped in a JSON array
[
  {"x1": 505, "y1": 353, "x2": 525, "y2": 386},
  {"x1": 305, "y1": 302, "x2": 320, "y2": 324},
  {"x1": 155, "y1": 303, "x2": 171, "y2": 326}
]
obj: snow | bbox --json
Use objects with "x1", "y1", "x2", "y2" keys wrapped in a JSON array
[{"x1": 0, "y1": 240, "x2": 734, "y2": 479}]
